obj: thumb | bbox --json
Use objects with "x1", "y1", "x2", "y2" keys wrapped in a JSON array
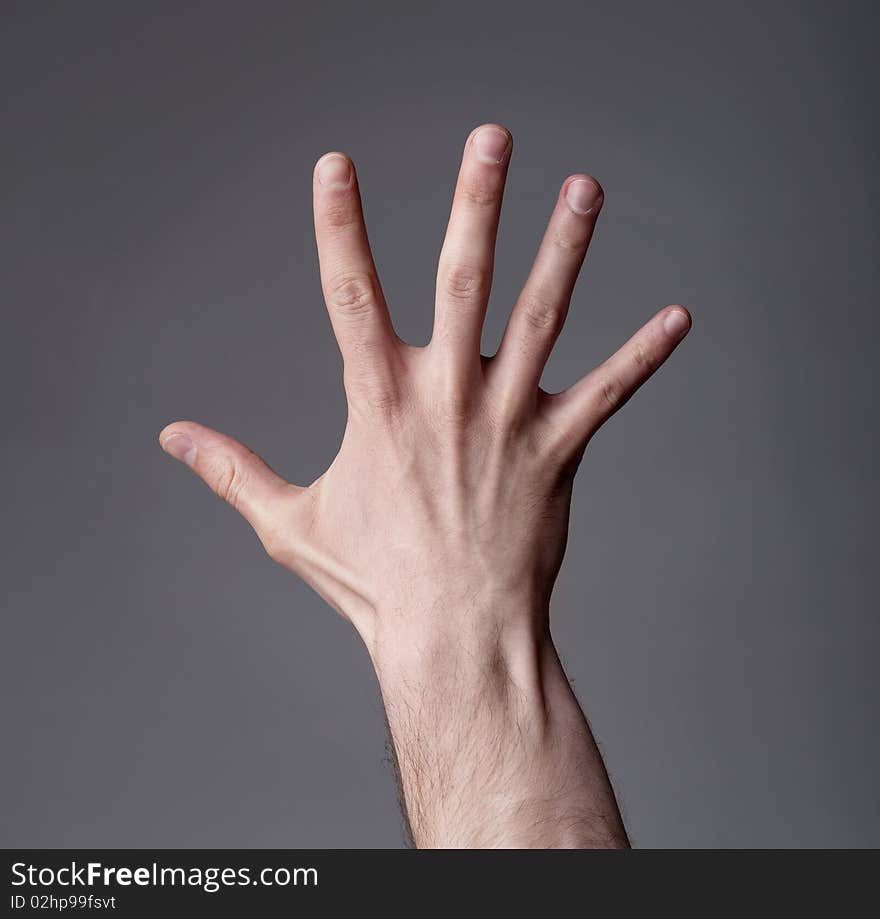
[{"x1": 159, "y1": 420, "x2": 295, "y2": 541}]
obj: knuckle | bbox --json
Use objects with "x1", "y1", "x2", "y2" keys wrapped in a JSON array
[
  {"x1": 435, "y1": 392, "x2": 473, "y2": 430},
  {"x1": 213, "y1": 457, "x2": 247, "y2": 510},
  {"x1": 345, "y1": 375, "x2": 400, "y2": 422},
  {"x1": 260, "y1": 491, "x2": 309, "y2": 563},
  {"x1": 321, "y1": 198, "x2": 359, "y2": 231},
  {"x1": 550, "y1": 228, "x2": 587, "y2": 253},
  {"x1": 459, "y1": 179, "x2": 502, "y2": 208},
  {"x1": 519, "y1": 291, "x2": 562, "y2": 333},
  {"x1": 598, "y1": 375, "x2": 622, "y2": 411},
  {"x1": 440, "y1": 263, "x2": 490, "y2": 305},
  {"x1": 631, "y1": 340, "x2": 657, "y2": 374},
  {"x1": 260, "y1": 526, "x2": 285, "y2": 563},
  {"x1": 326, "y1": 271, "x2": 377, "y2": 318},
  {"x1": 533, "y1": 410, "x2": 582, "y2": 471}
]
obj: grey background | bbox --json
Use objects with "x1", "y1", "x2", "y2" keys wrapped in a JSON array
[{"x1": 2, "y1": 0, "x2": 877, "y2": 847}]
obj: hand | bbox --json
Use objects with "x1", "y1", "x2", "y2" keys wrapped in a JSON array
[{"x1": 159, "y1": 123, "x2": 691, "y2": 848}]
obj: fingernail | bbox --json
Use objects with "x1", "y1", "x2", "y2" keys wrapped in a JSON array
[
  {"x1": 663, "y1": 308, "x2": 691, "y2": 339},
  {"x1": 162, "y1": 433, "x2": 197, "y2": 467},
  {"x1": 472, "y1": 126, "x2": 510, "y2": 164},
  {"x1": 565, "y1": 178, "x2": 603, "y2": 215},
  {"x1": 316, "y1": 153, "x2": 352, "y2": 189}
]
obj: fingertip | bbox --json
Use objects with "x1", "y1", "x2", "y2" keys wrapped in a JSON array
[
  {"x1": 563, "y1": 174, "x2": 603, "y2": 215},
  {"x1": 468, "y1": 123, "x2": 512, "y2": 164},
  {"x1": 469, "y1": 121, "x2": 512, "y2": 140},
  {"x1": 159, "y1": 425, "x2": 197, "y2": 467},
  {"x1": 662, "y1": 305, "x2": 692, "y2": 340},
  {"x1": 563, "y1": 173, "x2": 603, "y2": 193},
  {"x1": 159, "y1": 419, "x2": 194, "y2": 444},
  {"x1": 314, "y1": 151, "x2": 354, "y2": 189},
  {"x1": 159, "y1": 422, "x2": 181, "y2": 448}
]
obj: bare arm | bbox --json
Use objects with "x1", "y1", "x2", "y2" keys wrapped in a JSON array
[
  {"x1": 377, "y1": 625, "x2": 627, "y2": 848},
  {"x1": 159, "y1": 123, "x2": 690, "y2": 848}
]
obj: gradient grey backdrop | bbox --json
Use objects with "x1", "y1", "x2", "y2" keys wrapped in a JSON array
[{"x1": 2, "y1": 1, "x2": 877, "y2": 847}]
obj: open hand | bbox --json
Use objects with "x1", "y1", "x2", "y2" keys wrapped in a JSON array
[{"x1": 159, "y1": 123, "x2": 691, "y2": 847}]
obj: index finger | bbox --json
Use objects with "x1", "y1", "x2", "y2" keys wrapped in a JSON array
[{"x1": 313, "y1": 152, "x2": 398, "y2": 398}]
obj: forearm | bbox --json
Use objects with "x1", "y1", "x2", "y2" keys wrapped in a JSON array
[{"x1": 368, "y1": 603, "x2": 629, "y2": 849}]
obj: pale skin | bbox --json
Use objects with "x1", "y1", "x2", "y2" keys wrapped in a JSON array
[{"x1": 159, "y1": 123, "x2": 691, "y2": 848}]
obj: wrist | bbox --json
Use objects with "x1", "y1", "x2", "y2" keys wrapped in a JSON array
[{"x1": 366, "y1": 594, "x2": 550, "y2": 702}]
